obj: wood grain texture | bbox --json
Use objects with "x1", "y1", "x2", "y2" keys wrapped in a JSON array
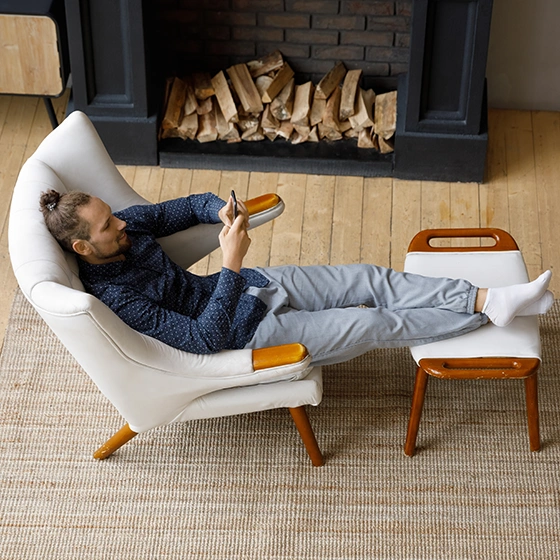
[
  {"x1": 330, "y1": 175, "x2": 363, "y2": 265},
  {"x1": 0, "y1": 15, "x2": 63, "y2": 96}
]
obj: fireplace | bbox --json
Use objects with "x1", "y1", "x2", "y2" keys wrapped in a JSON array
[{"x1": 64, "y1": 0, "x2": 493, "y2": 182}]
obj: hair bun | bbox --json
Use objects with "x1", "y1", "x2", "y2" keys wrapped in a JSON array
[{"x1": 40, "y1": 189, "x2": 61, "y2": 212}]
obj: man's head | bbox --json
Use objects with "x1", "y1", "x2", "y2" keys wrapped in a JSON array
[{"x1": 40, "y1": 190, "x2": 131, "y2": 264}]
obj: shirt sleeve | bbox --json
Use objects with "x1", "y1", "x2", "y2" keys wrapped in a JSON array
[
  {"x1": 102, "y1": 267, "x2": 247, "y2": 354},
  {"x1": 117, "y1": 193, "x2": 226, "y2": 238}
]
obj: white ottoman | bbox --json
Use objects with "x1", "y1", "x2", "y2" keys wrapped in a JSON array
[{"x1": 403, "y1": 228, "x2": 541, "y2": 456}]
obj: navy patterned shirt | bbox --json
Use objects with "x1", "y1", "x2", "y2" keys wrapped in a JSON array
[{"x1": 78, "y1": 193, "x2": 269, "y2": 354}]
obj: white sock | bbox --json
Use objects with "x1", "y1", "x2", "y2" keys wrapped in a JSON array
[
  {"x1": 482, "y1": 270, "x2": 552, "y2": 327},
  {"x1": 517, "y1": 290, "x2": 554, "y2": 316}
]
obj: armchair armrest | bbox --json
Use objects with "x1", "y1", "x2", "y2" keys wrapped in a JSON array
[
  {"x1": 246, "y1": 193, "x2": 281, "y2": 216},
  {"x1": 158, "y1": 192, "x2": 285, "y2": 270},
  {"x1": 252, "y1": 343, "x2": 309, "y2": 370}
]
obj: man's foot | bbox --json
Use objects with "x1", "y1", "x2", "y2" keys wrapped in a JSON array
[
  {"x1": 517, "y1": 290, "x2": 554, "y2": 316},
  {"x1": 482, "y1": 270, "x2": 552, "y2": 327}
]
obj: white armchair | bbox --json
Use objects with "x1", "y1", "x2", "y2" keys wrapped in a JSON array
[{"x1": 8, "y1": 111, "x2": 324, "y2": 466}]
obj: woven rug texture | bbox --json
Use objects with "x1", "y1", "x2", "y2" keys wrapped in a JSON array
[{"x1": 1, "y1": 291, "x2": 559, "y2": 560}]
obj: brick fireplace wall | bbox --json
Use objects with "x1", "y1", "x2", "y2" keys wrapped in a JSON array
[{"x1": 154, "y1": 0, "x2": 412, "y2": 91}]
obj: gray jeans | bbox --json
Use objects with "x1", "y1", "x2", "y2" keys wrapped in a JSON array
[{"x1": 244, "y1": 264, "x2": 488, "y2": 366}]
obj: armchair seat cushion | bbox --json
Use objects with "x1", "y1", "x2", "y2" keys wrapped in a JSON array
[
  {"x1": 404, "y1": 250, "x2": 541, "y2": 362},
  {"x1": 176, "y1": 367, "x2": 323, "y2": 423}
]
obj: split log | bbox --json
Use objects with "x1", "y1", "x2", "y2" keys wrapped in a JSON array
[
  {"x1": 344, "y1": 127, "x2": 360, "y2": 139},
  {"x1": 263, "y1": 107, "x2": 279, "y2": 141},
  {"x1": 291, "y1": 81, "x2": 314, "y2": 126},
  {"x1": 349, "y1": 88, "x2": 375, "y2": 131},
  {"x1": 192, "y1": 72, "x2": 214, "y2": 100},
  {"x1": 196, "y1": 96, "x2": 213, "y2": 116},
  {"x1": 262, "y1": 105, "x2": 279, "y2": 130},
  {"x1": 227, "y1": 63, "x2": 263, "y2": 114},
  {"x1": 339, "y1": 69, "x2": 362, "y2": 120},
  {"x1": 215, "y1": 99, "x2": 239, "y2": 141},
  {"x1": 160, "y1": 127, "x2": 178, "y2": 140},
  {"x1": 318, "y1": 122, "x2": 342, "y2": 141},
  {"x1": 261, "y1": 63, "x2": 294, "y2": 103},
  {"x1": 277, "y1": 120, "x2": 294, "y2": 140},
  {"x1": 221, "y1": 119, "x2": 241, "y2": 141},
  {"x1": 309, "y1": 94, "x2": 326, "y2": 127},
  {"x1": 315, "y1": 61, "x2": 347, "y2": 100},
  {"x1": 177, "y1": 112, "x2": 199, "y2": 140},
  {"x1": 184, "y1": 77, "x2": 199, "y2": 116},
  {"x1": 270, "y1": 78, "x2": 295, "y2": 121},
  {"x1": 197, "y1": 109, "x2": 218, "y2": 143},
  {"x1": 294, "y1": 124, "x2": 311, "y2": 138},
  {"x1": 290, "y1": 129, "x2": 308, "y2": 144},
  {"x1": 374, "y1": 91, "x2": 397, "y2": 140},
  {"x1": 237, "y1": 113, "x2": 260, "y2": 132},
  {"x1": 215, "y1": 103, "x2": 229, "y2": 138},
  {"x1": 247, "y1": 50, "x2": 284, "y2": 78},
  {"x1": 308, "y1": 126, "x2": 319, "y2": 142},
  {"x1": 363, "y1": 89, "x2": 376, "y2": 120},
  {"x1": 211, "y1": 70, "x2": 238, "y2": 123},
  {"x1": 161, "y1": 77, "x2": 187, "y2": 130},
  {"x1": 338, "y1": 119, "x2": 352, "y2": 133},
  {"x1": 322, "y1": 86, "x2": 342, "y2": 132},
  {"x1": 159, "y1": 77, "x2": 174, "y2": 139},
  {"x1": 242, "y1": 125, "x2": 265, "y2": 141},
  {"x1": 223, "y1": 128, "x2": 241, "y2": 142},
  {"x1": 263, "y1": 127, "x2": 279, "y2": 141},
  {"x1": 255, "y1": 75, "x2": 274, "y2": 99},
  {"x1": 357, "y1": 127, "x2": 375, "y2": 148},
  {"x1": 378, "y1": 134, "x2": 394, "y2": 153}
]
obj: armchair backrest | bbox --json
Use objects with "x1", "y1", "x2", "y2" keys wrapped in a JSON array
[{"x1": 8, "y1": 111, "x2": 305, "y2": 434}]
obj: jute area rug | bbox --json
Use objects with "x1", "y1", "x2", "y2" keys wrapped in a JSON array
[{"x1": 1, "y1": 291, "x2": 559, "y2": 560}]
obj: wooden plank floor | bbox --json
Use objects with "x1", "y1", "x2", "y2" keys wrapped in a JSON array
[{"x1": 1, "y1": 94, "x2": 559, "y2": 354}]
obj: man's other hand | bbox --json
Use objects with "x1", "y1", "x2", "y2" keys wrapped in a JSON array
[{"x1": 219, "y1": 213, "x2": 251, "y2": 273}]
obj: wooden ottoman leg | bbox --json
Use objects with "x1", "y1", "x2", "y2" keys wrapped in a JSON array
[
  {"x1": 524, "y1": 374, "x2": 541, "y2": 452},
  {"x1": 405, "y1": 366, "x2": 429, "y2": 457}
]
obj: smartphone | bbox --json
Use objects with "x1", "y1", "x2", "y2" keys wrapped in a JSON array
[{"x1": 231, "y1": 190, "x2": 238, "y2": 219}]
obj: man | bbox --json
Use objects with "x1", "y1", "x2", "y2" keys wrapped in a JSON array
[{"x1": 40, "y1": 189, "x2": 553, "y2": 366}]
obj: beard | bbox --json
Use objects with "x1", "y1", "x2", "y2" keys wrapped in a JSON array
[{"x1": 91, "y1": 232, "x2": 132, "y2": 260}]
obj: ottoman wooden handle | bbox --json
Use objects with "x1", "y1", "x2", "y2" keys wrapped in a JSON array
[{"x1": 408, "y1": 228, "x2": 519, "y2": 253}]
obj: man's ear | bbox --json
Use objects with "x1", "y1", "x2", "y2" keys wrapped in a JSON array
[{"x1": 72, "y1": 239, "x2": 92, "y2": 256}]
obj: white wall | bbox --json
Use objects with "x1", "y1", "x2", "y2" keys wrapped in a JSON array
[{"x1": 486, "y1": 0, "x2": 560, "y2": 111}]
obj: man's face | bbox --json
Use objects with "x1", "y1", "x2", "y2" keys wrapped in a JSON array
[{"x1": 76, "y1": 197, "x2": 131, "y2": 263}]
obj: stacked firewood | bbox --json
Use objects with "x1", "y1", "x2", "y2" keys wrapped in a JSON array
[{"x1": 160, "y1": 51, "x2": 397, "y2": 152}]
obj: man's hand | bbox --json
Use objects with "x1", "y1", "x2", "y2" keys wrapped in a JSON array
[
  {"x1": 219, "y1": 213, "x2": 251, "y2": 274},
  {"x1": 219, "y1": 194, "x2": 250, "y2": 229}
]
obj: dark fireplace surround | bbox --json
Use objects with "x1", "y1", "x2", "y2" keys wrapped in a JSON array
[{"x1": 64, "y1": 0, "x2": 493, "y2": 182}]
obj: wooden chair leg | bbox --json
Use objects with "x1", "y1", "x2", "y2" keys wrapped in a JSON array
[
  {"x1": 524, "y1": 374, "x2": 541, "y2": 452},
  {"x1": 93, "y1": 423, "x2": 138, "y2": 460},
  {"x1": 404, "y1": 366, "x2": 429, "y2": 457},
  {"x1": 289, "y1": 406, "x2": 324, "y2": 467}
]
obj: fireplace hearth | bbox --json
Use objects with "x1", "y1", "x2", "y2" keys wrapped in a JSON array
[{"x1": 64, "y1": 0, "x2": 493, "y2": 183}]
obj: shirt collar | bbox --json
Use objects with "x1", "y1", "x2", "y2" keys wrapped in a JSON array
[{"x1": 78, "y1": 257, "x2": 125, "y2": 278}]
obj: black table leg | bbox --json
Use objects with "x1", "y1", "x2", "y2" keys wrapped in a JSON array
[{"x1": 43, "y1": 97, "x2": 58, "y2": 129}]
